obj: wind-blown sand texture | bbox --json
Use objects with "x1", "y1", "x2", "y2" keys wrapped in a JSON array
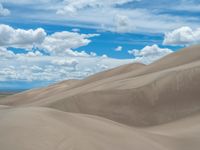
[{"x1": 0, "y1": 45, "x2": 200, "y2": 150}]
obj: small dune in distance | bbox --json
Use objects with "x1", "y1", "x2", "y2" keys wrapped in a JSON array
[{"x1": 0, "y1": 45, "x2": 200, "y2": 150}]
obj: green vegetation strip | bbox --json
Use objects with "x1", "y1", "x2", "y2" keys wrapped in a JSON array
[{"x1": 0, "y1": 94, "x2": 11, "y2": 99}]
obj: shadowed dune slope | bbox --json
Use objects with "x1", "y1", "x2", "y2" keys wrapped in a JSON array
[
  {"x1": 78, "y1": 63, "x2": 146, "y2": 85},
  {"x1": 47, "y1": 61, "x2": 200, "y2": 126},
  {"x1": 1, "y1": 45, "x2": 200, "y2": 127}
]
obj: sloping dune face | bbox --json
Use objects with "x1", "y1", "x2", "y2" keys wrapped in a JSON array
[
  {"x1": 0, "y1": 107, "x2": 173, "y2": 150},
  {"x1": 0, "y1": 45, "x2": 200, "y2": 150},
  {"x1": 1, "y1": 107, "x2": 200, "y2": 150}
]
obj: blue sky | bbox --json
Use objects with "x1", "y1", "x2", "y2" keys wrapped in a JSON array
[
  {"x1": 1, "y1": 22, "x2": 172, "y2": 59},
  {"x1": 0, "y1": 0, "x2": 199, "y2": 90}
]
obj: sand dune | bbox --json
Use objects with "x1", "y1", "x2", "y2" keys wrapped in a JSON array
[
  {"x1": 1, "y1": 45, "x2": 200, "y2": 126},
  {"x1": 0, "y1": 45, "x2": 200, "y2": 149},
  {"x1": 0, "y1": 107, "x2": 200, "y2": 150}
]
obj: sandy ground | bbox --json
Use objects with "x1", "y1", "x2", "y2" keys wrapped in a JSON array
[{"x1": 0, "y1": 45, "x2": 200, "y2": 149}]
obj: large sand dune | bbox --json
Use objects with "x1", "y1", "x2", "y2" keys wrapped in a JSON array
[{"x1": 0, "y1": 45, "x2": 200, "y2": 149}]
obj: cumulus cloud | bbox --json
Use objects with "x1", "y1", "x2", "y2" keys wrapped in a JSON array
[
  {"x1": 163, "y1": 26, "x2": 200, "y2": 46},
  {"x1": 0, "y1": 66, "x2": 18, "y2": 81},
  {"x1": 115, "y1": 46, "x2": 123, "y2": 51},
  {"x1": 0, "y1": 24, "x2": 102, "y2": 64},
  {"x1": 0, "y1": 24, "x2": 132, "y2": 84},
  {"x1": 128, "y1": 44, "x2": 173, "y2": 64},
  {"x1": 0, "y1": 3, "x2": 10, "y2": 16},
  {"x1": 0, "y1": 55, "x2": 132, "y2": 82},
  {"x1": 0, "y1": 24, "x2": 99, "y2": 57},
  {"x1": 64, "y1": 49, "x2": 91, "y2": 57},
  {"x1": 51, "y1": 59, "x2": 79, "y2": 69},
  {"x1": 40, "y1": 31, "x2": 99, "y2": 55},
  {"x1": 0, "y1": 47, "x2": 15, "y2": 59},
  {"x1": 0, "y1": 24, "x2": 46, "y2": 49},
  {"x1": 17, "y1": 51, "x2": 43, "y2": 57},
  {"x1": 90, "y1": 52, "x2": 97, "y2": 57}
]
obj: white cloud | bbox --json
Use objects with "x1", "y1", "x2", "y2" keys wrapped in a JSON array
[
  {"x1": 163, "y1": 26, "x2": 200, "y2": 46},
  {"x1": 53, "y1": 0, "x2": 197, "y2": 34},
  {"x1": 31, "y1": 65, "x2": 43, "y2": 72},
  {"x1": 114, "y1": 15, "x2": 133, "y2": 33},
  {"x1": 0, "y1": 24, "x2": 46, "y2": 49},
  {"x1": 51, "y1": 58, "x2": 79, "y2": 69},
  {"x1": 56, "y1": 0, "x2": 135, "y2": 15},
  {"x1": 0, "y1": 55, "x2": 132, "y2": 82},
  {"x1": 40, "y1": 31, "x2": 99, "y2": 55},
  {"x1": 0, "y1": 67, "x2": 17, "y2": 81},
  {"x1": 16, "y1": 51, "x2": 43, "y2": 57},
  {"x1": 174, "y1": 1, "x2": 200, "y2": 12},
  {"x1": 0, "y1": 3, "x2": 10, "y2": 16},
  {"x1": 1, "y1": 1, "x2": 198, "y2": 34},
  {"x1": 56, "y1": 1, "x2": 138, "y2": 33},
  {"x1": 0, "y1": 24, "x2": 99, "y2": 57},
  {"x1": 0, "y1": 24, "x2": 132, "y2": 82},
  {"x1": 64, "y1": 49, "x2": 90, "y2": 57},
  {"x1": 101, "y1": 54, "x2": 108, "y2": 58},
  {"x1": 90, "y1": 52, "x2": 97, "y2": 57},
  {"x1": 128, "y1": 44, "x2": 173, "y2": 64},
  {"x1": 26, "y1": 51, "x2": 43, "y2": 57},
  {"x1": 0, "y1": 47, "x2": 15, "y2": 59},
  {"x1": 0, "y1": 25, "x2": 99, "y2": 59},
  {"x1": 115, "y1": 46, "x2": 123, "y2": 51},
  {"x1": 1, "y1": 0, "x2": 200, "y2": 34}
]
